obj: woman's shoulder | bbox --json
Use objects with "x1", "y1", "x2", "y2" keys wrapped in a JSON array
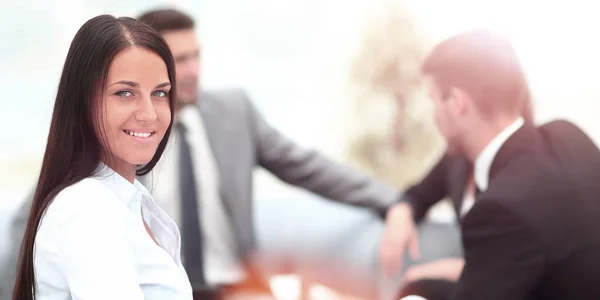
[
  {"x1": 43, "y1": 178, "x2": 128, "y2": 226},
  {"x1": 55, "y1": 177, "x2": 119, "y2": 206}
]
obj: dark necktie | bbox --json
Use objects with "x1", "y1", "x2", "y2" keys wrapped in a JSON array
[{"x1": 177, "y1": 122, "x2": 205, "y2": 287}]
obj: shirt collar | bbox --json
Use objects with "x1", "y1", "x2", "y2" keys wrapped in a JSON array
[
  {"x1": 94, "y1": 162, "x2": 150, "y2": 204},
  {"x1": 474, "y1": 117, "x2": 525, "y2": 192},
  {"x1": 178, "y1": 105, "x2": 200, "y2": 125}
]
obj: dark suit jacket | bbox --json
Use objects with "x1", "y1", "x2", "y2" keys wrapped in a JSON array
[
  {"x1": 395, "y1": 119, "x2": 599, "y2": 223},
  {"x1": 450, "y1": 120, "x2": 600, "y2": 300},
  {"x1": 374, "y1": 151, "x2": 472, "y2": 222}
]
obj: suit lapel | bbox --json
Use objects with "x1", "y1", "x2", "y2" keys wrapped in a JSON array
[
  {"x1": 196, "y1": 97, "x2": 244, "y2": 254},
  {"x1": 197, "y1": 96, "x2": 231, "y2": 207},
  {"x1": 198, "y1": 96, "x2": 225, "y2": 166}
]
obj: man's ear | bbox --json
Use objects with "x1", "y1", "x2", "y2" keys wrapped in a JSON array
[{"x1": 447, "y1": 87, "x2": 469, "y2": 116}]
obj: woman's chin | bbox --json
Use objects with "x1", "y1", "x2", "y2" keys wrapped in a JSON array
[{"x1": 129, "y1": 155, "x2": 156, "y2": 166}]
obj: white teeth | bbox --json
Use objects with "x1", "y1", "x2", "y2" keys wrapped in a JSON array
[{"x1": 125, "y1": 130, "x2": 152, "y2": 138}]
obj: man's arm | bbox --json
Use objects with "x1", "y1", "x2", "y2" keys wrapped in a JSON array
[
  {"x1": 397, "y1": 153, "x2": 451, "y2": 222},
  {"x1": 451, "y1": 199, "x2": 544, "y2": 300},
  {"x1": 243, "y1": 94, "x2": 399, "y2": 210}
]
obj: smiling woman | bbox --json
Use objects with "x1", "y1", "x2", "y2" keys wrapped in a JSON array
[
  {"x1": 101, "y1": 47, "x2": 173, "y2": 179},
  {"x1": 12, "y1": 15, "x2": 193, "y2": 300}
]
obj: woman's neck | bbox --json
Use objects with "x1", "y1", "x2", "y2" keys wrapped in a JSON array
[{"x1": 102, "y1": 158, "x2": 136, "y2": 183}]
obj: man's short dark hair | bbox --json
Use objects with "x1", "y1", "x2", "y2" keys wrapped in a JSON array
[
  {"x1": 137, "y1": 8, "x2": 195, "y2": 33},
  {"x1": 423, "y1": 30, "x2": 530, "y2": 116}
]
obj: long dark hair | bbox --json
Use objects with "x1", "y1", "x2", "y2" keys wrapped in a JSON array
[{"x1": 12, "y1": 15, "x2": 176, "y2": 300}]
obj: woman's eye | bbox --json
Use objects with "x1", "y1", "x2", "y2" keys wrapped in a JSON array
[
  {"x1": 115, "y1": 90, "x2": 133, "y2": 97},
  {"x1": 152, "y1": 90, "x2": 169, "y2": 98}
]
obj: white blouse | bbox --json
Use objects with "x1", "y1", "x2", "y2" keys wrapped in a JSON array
[{"x1": 34, "y1": 164, "x2": 192, "y2": 300}]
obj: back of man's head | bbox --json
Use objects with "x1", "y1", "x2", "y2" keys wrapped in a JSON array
[
  {"x1": 138, "y1": 8, "x2": 195, "y2": 33},
  {"x1": 423, "y1": 30, "x2": 529, "y2": 118}
]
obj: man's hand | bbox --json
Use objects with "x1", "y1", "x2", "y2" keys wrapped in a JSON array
[
  {"x1": 403, "y1": 258, "x2": 465, "y2": 284},
  {"x1": 379, "y1": 202, "x2": 420, "y2": 277}
]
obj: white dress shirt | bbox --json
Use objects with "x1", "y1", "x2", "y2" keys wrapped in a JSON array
[
  {"x1": 34, "y1": 164, "x2": 192, "y2": 300},
  {"x1": 459, "y1": 180, "x2": 476, "y2": 218},
  {"x1": 147, "y1": 105, "x2": 245, "y2": 286},
  {"x1": 461, "y1": 117, "x2": 525, "y2": 216}
]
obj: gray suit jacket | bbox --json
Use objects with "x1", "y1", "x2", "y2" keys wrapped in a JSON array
[
  {"x1": 144, "y1": 88, "x2": 399, "y2": 259},
  {"x1": 1, "y1": 89, "x2": 399, "y2": 297}
]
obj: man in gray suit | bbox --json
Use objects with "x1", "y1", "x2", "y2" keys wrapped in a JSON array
[{"x1": 136, "y1": 8, "x2": 405, "y2": 298}]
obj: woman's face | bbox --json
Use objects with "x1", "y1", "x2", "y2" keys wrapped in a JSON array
[{"x1": 101, "y1": 47, "x2": 172, "y2": 174}]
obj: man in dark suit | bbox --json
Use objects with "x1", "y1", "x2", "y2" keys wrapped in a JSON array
[
  {"x1": 135, "y1": 8, "x2": 406, "y2": 299},
  {"x1": 379, "y1": 100, "x2": 534, "y2": 285},
  {"x1": 392, "y1": 30, "x2": 600, "y2": 300}
]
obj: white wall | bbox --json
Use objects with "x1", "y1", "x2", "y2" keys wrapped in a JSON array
[{"x1": 408, "y1": 0, "x2": 600, "y2": 141}]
